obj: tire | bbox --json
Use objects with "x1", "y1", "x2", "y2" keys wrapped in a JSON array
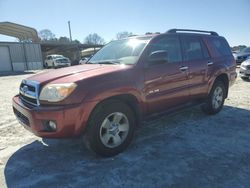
[
  {"x1": 44, "y1": 63, "x2": 48, "y2": 69},
  {"x1": 85, "y1": 99, "x2": 136, "y2": 157},
  {"x1": 202, "y1": 80, "x2": 226, "y2": 115}
]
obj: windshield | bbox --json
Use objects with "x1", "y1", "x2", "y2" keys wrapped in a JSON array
[
  {"x1": 53, "y1": 55, "x2": 64, "y2": 59},
  {"x1": 88, "y1": 37, "x2": 150, "y2": 65}
]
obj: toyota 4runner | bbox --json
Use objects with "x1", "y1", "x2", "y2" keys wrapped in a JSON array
[{"x1": 13, "y1": 29, "x2": 237, "y2": 156}]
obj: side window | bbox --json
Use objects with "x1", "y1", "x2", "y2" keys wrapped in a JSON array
[
  {"x1": 182, "y1": 36, "x2": 204, "y2": 61},
  {"x1": 148, "y1": 36, "x2": 182, "y2": 63},
  {"x1": 211, "y1": 37, "x2": 231, "y2": 56},
  {"x1": 201, "y1": 40, "x2": 210, "y2": 58}
]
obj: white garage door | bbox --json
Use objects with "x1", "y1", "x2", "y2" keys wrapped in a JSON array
[{"x1": 0, "y1": 46, "x2": 12, "y2": 71}]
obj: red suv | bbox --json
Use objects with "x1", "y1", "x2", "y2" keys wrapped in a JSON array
[{"x1": 13, "y1": 29, "x2": 237, "y2": 156}]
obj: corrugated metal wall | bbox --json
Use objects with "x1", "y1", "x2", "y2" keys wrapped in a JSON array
[{"x1": 0, "y1": 42, "x2": 43, "y2": 72}]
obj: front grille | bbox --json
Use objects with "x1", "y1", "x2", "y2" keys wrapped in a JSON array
[
  {"x1": 13, "y1": 107, "x2": 30, "y2": 126},
  {"x1": 59, "y1": 59, "x2": 69, "y2": 63},
  {"x1": 19, "y1": 80, "x2": 40, "y2": 106},
  {"x1": 20, "y1": 94, "x2": 37, "y2": 105},
  {"x1": 246, "y1": 65, "x2": 250, "y2": 69},
  {"x1": 20, "y1": 83, "x2": 35, "y2": 92}
]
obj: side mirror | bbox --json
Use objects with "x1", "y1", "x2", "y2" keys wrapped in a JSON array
[{"x1": 148, "y1": 50, "x2": 168, "y2": 64}]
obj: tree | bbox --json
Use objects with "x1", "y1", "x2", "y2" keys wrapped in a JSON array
[
  {"x1": 84, "y1": 33, "x2": 105, "y2": 45},
  {"x1": 73, "y1": 39, "x2": 81, "y2": 44},
  {"x1": 38, "y1": 29, "x2": 56, "y2": 41},
  {"x1": 58, "y1": 36, "x2": 70, "y2": 43},
  {"x1": 116, "y1": 31, "x2": 133, "y2": 40},
  {"x1": 231, "y1": 45, "x2": 247, "y2": 52}
]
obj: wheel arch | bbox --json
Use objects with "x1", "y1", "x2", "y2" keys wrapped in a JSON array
[
  {"x1": 211, "y1": 73, "x2": 229, "y2": 98},
  {"x1": 86, "y1": 94, "x2": 142, "y2": 131}
]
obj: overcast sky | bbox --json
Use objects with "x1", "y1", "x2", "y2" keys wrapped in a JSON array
[{"x1": 0, "y1": 0, "x2": 249, "y2": 46}]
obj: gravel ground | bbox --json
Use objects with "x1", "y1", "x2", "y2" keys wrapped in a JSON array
[{"x1": 0, "y1": 69, "x2": 250, "y2": 188}]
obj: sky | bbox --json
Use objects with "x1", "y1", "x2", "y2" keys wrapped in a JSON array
[{"x1": 0, "y1": 0, "x2": 249, "y2": 46}]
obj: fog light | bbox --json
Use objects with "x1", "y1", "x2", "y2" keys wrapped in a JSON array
[{"x1": 48, "y1": 121, "x2": 57, "y2": 131}]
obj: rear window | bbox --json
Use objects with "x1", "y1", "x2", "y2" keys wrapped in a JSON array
[{"x1": 210, "y1": 37, "x2": 231, "y2": 56}]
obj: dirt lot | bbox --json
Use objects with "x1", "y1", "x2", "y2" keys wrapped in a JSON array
[{"x1": 0, "y1": 70, "x2": 250, "y2": 188}]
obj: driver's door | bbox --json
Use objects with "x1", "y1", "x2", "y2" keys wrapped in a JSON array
[{"x1": 143, "y1": 35, "x2": 189, "y2": 114}]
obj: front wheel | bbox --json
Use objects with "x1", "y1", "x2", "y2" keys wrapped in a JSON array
[
  {"x1": 202, "y1": 81, "x2": 226, "y2": 115},
  {"x1": 85, "y1": 100, "x2": 135, "y2": 157}
]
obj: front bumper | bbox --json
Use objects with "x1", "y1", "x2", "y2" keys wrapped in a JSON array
[
  {"x1": 55, "y1": 63, "x2": 71, "y2": 68},
  {"x1": 239, "y1": 67, "x2": 250, "y2": 78},
  {"x1": 12, "y1": 95, "x2": 97, "y2": 138}
]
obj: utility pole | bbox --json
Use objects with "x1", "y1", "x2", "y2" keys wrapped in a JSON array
[{"x1": 68, "y1": 21, "x2": 72, "y2": 42}]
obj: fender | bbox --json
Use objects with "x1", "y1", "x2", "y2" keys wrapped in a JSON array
[{"x1": 207, "y1": 64, "x2": 230, "y2": 96}]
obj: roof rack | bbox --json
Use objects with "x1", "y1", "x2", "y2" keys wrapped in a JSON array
[{"x1": 167, "y1": 29, "x2": 219, "y2": 36}]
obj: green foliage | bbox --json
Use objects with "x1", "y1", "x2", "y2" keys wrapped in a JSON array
[{"x1": 231, "y1": 45, "x2": 247, "y2": 52}]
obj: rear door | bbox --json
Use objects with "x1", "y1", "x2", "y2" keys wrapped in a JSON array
[
  {"x1": 180, "y1": 35, "x2": 210, "y2": 98},
  {"x1": 143, "y1": 35, "x2": 189, "y2": 114}
]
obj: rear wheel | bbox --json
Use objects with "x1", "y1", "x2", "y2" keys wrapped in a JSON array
[
  {"x1": 202, "y1": 81, "x2": 226, "y2": 115},
  {"x1": 85, "y1": 100, "x2": 135, "y2": 157}
]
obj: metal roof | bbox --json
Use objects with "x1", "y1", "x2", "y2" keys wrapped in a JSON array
[
  {"x1": 40, "y1": 42, "x2": 103, "y2": 52},
  {"x1": 0, "y1": 22, "x2": 39, "y2": 42}
]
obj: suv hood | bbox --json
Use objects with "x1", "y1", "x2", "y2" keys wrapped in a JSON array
[{"x1": 27, "y1": 64, "x2": 129, "y2": 85}]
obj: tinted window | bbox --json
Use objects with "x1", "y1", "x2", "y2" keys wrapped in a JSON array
[
  {"x1": 201, "y1": 40, "x2": 210, "y2": 58},
  {"x1": 211, "y1": 37, "x2": 231, "y2": 56},
  {"x1": 148, "y1": 36, "x2": 182, "y2": 63},
  {"x1": 182, "y1": 37, "x2": 204, "y2": 61}
]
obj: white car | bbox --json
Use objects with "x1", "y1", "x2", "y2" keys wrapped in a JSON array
[
  {"x1": 79, "y1": 56, "x2": 91, "y2": 64},
  {"x1": 239, "y1": 58, "x2": 250, "y2": 80},
  {"x1": 44, "y1": 55, "x2": 71, "y2": 68}
]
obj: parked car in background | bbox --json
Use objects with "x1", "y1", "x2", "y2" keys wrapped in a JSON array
[
  {"x1": 79, "y1": 55, "x2": 93, "y2": 65},
  {"x1": 79, "y1": 56, "x2": 91, "y2": 64},
  {"x1": 44, "y1": 54, "x2": 71, "y2": 68},
  {"x1": 234, "y1": 47, "x2": 250, "y2": 64},
  {"x1": 13, "y1": 29, "x2": 236, "y2": 157},
  {"x1": 239, "y1": 58, "x2": 250, "y2": 80}
]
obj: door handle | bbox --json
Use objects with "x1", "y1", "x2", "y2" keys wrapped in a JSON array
[
  {"x1": 207, "y1": 61, "x2": 214, "y2": 66},
  {"x1": 179, "y1": 66, "x2": 189, "y2": 71}
]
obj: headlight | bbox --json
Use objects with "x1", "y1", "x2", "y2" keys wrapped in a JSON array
[{"x1": 39, "y1": 83, "x2": 77, "y2": 102}]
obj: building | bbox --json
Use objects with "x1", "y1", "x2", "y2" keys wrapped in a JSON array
[
  {"x1": 0, "y1": 22, "x2": 43, "y2": 72},
  {"x1": 0, "y1": 22, "x2": 103, "y2": 72}
]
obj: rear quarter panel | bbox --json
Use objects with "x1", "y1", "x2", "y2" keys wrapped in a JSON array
[{"x1": 203, "y1": 36, "x2": 236, "y2": 94}]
